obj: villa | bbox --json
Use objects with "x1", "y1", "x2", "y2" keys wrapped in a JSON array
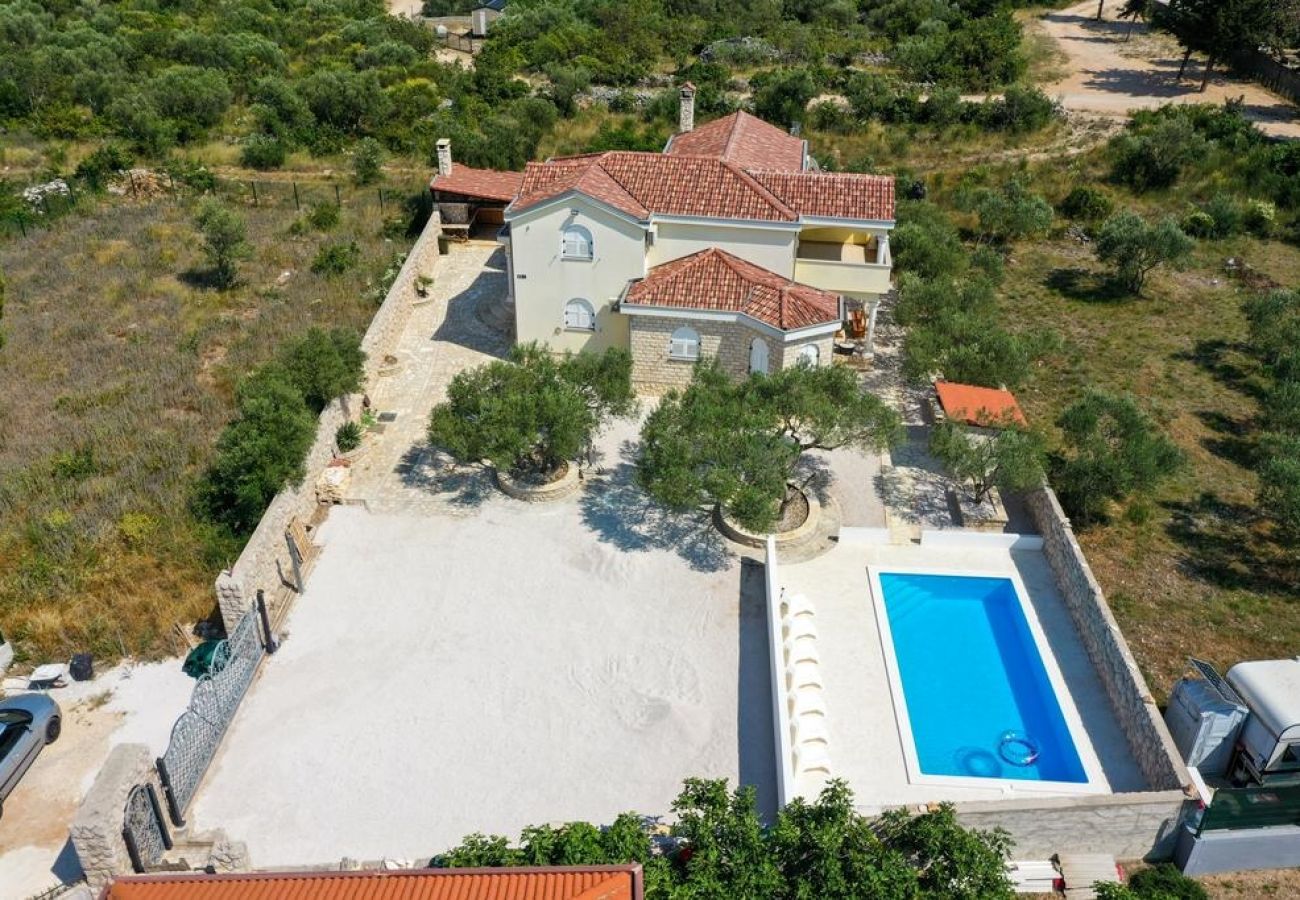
[{"x1": 431, "y1": 85, "x2": 896, "y2": 390}]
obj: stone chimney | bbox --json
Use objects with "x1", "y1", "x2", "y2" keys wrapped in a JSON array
[
  {"x1": 679, "y1": 82, "x2": 696, "y2": 134},
  {"x1": 436, "y1": 138, "x2": 452, "y2": 177}
]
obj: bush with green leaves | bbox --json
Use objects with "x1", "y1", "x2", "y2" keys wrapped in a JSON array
[
  {"x1": 1243, "y1": 288, "x2": 1300, "y2": 376},
  {"x1": 192, "y1": 198, "x2": 251, "y2": 289},
  {"x1": 959, "y1": 178, "x2": 1054, "y2": 245},
  {"x1": 352, "y1": 137, "x2": 383, "y2": 185},
  {"x1": 335, "y1": 420, "x2": 363, "y2": 452},
  {"x1": 73, "y1": 144, "x2": 133, "y2": 191},
  {"x1": 1052, "y1": 390, "x2": 1185, "y2": 525},
  {"x1": 1258, "y1": 431, "x2": 1300, "y2": 540},
  {"x1": 194, "y1": 365, "x2": 318, "y2": 536},
  {"x1": 282, "y1": 327, "x2": 365, "y2": 413},
  {"x1": 434, "y1": 777, "x2": 1014, "y2": 899},
  {"x1": 240, "y1": 134, "x2": 287, "y2": 170},
  {"x1": 1094, "y1": 211, "x2": 1194, "y2": 295},
  {"x1": 891, "y1": 200, "x2": 968, "y2": 280},
  {"x1": 1094, "y1": 863, "x2": 1209, "y2": 899},
  {"x1": 1242, "y1": 199, "x2": 1276, "y2": 237},
  {"x1": 1060, "y1": 186, "x2": 1114, "y2": 223},
  {"x1": 930, "y1": 419, "x2": 1046, "y2": 504},
  {"x1": 1109, "y1": 114, "x2": 1207, "y2": 192},
  {"x1": 428, "y1": 344, "x2": 634, "y2": 478},
  {"x1": 1200, "y1": 192, "x2": 1242, "y2": 238},
  {"x1": 638, "y1": 361, "x2": 900, "y2": 532},
  {"x1": 307, "y1": 202, "x2": 341, "y2": 232},
  {"x1": 1180, "y1": 209, "x2": 1217, "y2": 239},
  {"x1": 311, "y1": 241, "x2": 362, "y2": 277}
]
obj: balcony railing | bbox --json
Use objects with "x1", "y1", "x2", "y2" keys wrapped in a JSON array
[{"x1": 793, "y1": 256, "x2": 891, "y2": 296}]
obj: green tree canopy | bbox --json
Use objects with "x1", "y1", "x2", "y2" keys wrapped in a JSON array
[
  {"x1": 428, "y1": 344, "x2": 634, "y2": 477},
  {"x1": 1243, "y1": 288, "x2": 1300, "y2": 377},
  {"x1": 958, "y1": 178, "x2": 1054, "y2": 245},
  {"x1": 193, "y1": 198, "x2": 251, "y2": 289},
  {"x1": 638, "y1": 361, "x2": 901, "y2": 532},
  {"x1": 1094, "y1": 211, "x2": 1194, "y2": 295},
  {"x1": 281, "y1": 327, "x2": 366, "y2": 413},
  {"x1": 1052, "y1": 390, "x2": 1185, "y2": 524},
  {"x1": 930, "y1": 418, "x2": 1046, "y2": 504}
]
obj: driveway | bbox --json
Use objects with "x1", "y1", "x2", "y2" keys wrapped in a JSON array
[{"x1": 1035, "y1": 0, "x2": 1300, "y2": 138}]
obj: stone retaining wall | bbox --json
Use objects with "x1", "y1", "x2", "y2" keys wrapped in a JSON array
[
  {"x1": 1024, "y1": 484, "x2": 1189, "y2": 793},
  {"x1": 214, "y1": 212, "x2": 444, "y2": 630}
]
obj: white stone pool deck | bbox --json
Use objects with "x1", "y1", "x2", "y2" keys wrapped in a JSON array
[{"x1": 777, "y1": 539, "x2": 1149, "y2": 808}]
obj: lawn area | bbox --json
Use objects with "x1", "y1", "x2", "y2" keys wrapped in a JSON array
[
  {"x1": 998, "y1": 232, "x2": 1300, "y2": 699},
  {"x1": 0, "y1": 183, "x2": 418, "y2": 661}
]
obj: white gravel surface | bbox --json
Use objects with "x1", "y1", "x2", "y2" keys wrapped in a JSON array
[{"x1": 189, "y1": 486, "x2": 775, "y2": 867}]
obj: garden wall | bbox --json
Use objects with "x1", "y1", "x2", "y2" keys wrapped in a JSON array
[
  {"x1": 214, "y1": 211, "x2": 444, "y2": 629},
  {"x1": 1023, "y1": 484, "x2": 1188, "y2": 793},
  {"x1": 763, "y1": 536, "x2": 796, "y2": 808}
]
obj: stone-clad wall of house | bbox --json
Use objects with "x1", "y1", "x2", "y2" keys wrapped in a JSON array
[
  {"x1": 1025, "y1": 483, "x2": 1189, "y2": 791},
  {"x1": 629, "y1": 317, "x2": 762, "y2": 391},
  {"x1": 628, "y1": 318, "x2": 836, "y2": 392}
]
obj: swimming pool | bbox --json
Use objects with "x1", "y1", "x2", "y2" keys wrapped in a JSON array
[{"x1": 871, "y1": 569, "x2": 1097, "y2": 791}]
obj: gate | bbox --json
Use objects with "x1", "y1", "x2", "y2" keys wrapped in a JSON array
[
  {"x1": 156, "y1": 606, "x2": 268, "y2": 825},
  {"x1": 122, "y1": 783, "x2": 171, "y2": 872}
]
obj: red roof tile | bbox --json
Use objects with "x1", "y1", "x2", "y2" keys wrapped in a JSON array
[
  {"x1": 934, "y1": 381, "x2": 1028, "y2": 428},
  {"x1": 666, "y1": 111, "x2": 805, "y2": 172},
  {"x1": 105, "y1": 866, "x2": 640, "y2": 900},
  {"x1": 431, "y1": 166, "x2": 524, "y2": 202},
  {"x1": 750, "y1": 171, "x2": 895, "y2": 221},
  {"x1": 514, "y1": 152, "x2": 795, "y2": 222},
  {"x1": 623, "y1": 248, "x2": 840, "y2": 331}
]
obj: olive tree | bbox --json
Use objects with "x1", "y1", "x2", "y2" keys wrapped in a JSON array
[
  {"x1": 1094, "y1": 211, "x2": 1194, "y2": 295},
  {"x1": 281, "y1": 327, "x2": 365, "y2": 412},
  {"x1": 638, "y1": 361, "x2": 901, "y2": 532},
  {"x1": 193, "y1": 197, "x2": 251, "y2": 289},
  {"x1": 930, "y1": 419, "x2": 1046, "y2": 504},
  {"x1": 428, "y1": 343, "x2": 634, "y2": 478},
  {"x1": 1052, "y1": 390, "x2": 1184, "y2": 524}
]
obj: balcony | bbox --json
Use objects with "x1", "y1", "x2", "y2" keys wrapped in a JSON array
[{"x1": 794, "y1": 240, "x2": 892, "y2": 296}]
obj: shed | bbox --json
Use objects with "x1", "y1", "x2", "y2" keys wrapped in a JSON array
[
  {"x1": 933, "y1": 381, "x2": 1028, "y2": 429},
  {"x1": 471, "y1": 0, "x2": 506, "y2": 37}
]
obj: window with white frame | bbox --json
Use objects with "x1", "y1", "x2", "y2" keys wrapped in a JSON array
[
  {"x1": 795, "y1": 343, "x2": 820, "y2": 367},
  {"x1": 563, "y1": 298, "x2": 596, "y2": 331},
  {"x1": 668, "y1": 326, "x2": 700, "y2": 361},
  {"x1": 561, "y1": 224, "x2": 593, "y2": 260}
]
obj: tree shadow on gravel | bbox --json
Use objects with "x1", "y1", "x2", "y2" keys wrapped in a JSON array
[
  {"x1": 396, "y1": 443, "x2": 493, "y2": 508},
  {"x1": 579, "y1": 452, "x2": 733, "y2": 574}
]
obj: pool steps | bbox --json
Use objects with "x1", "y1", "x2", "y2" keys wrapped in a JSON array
[{"x1": 780, "y1": 592, "x2": 834, "y2": 780}]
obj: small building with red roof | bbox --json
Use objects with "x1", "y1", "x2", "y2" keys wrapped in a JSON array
[
  {"x1": 427, "y1": 85, "x2": 896, "y2": 389},
  {"x1": 933, "y1": 381, "x2": 1028, "y2": 429}
]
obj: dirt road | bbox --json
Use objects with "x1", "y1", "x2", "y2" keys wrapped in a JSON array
[{"x1": 1034, "y1": 0, "x2": 1300, "y2": 138}]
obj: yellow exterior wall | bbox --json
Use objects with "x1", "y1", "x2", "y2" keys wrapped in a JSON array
[{"x1": 649, "y1": 220, "x2": 797, "y2": 277}]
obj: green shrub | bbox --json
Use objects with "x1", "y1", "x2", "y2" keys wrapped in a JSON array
[
  {"x1": 74, "y1": 144, "x2": 134, "y2": 191},
  {"x1": 282, "y1": 327, "x2": 365, "y2": 412},
  {"x1": 1125, "y1": 863, "x2": 1209, "y2": 900},
  {"x1": 1060, "y1": 186, "x2": 1114, "y2": 222},
  {"x1": 311, "y1": 240, "x2": 361, "y2": 276},
  {"x1": 1201, "y1": 193, "x2": 1242, "y2": 238},
  {"x1": 335, "y1": 420, "x2": 363, "y2": 452},
  {"x1": 240, "y1": 134, "x2": 286, "y2": 170},
  {"x1": 1180, "y1": 209, "x2": 1217, "y2": 239},
  {"x1": 1242, "y1": 199, "x2": 1276, "y2": 237},
  {"x1": 307, "y1": 202, "x2": 341, "y2": 231},
  {"x1": 352, "y1": 137, "x2": 383, "y2": 185}
]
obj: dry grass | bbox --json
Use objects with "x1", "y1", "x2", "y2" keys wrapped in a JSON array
[
  {"x1": 0, "y1": 183, "x2": 415, "y2": 662},
  {"x1": 997, "y1": 230, "x2": 1300, "y2": 700}
]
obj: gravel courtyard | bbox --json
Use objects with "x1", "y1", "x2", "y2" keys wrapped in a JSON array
[{"x1": 189, "y1": 474, "x2": 776, "y2": 866}]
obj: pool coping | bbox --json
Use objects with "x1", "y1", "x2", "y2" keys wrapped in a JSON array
[{"x1": 867, "y1": 564, "x2": 1110, "y2": 797}]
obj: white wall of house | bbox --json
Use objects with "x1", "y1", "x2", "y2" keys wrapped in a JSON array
[
  {"x1": 649, "y1": 219, "x2": 798, "y2": 277},
  {"x1": 508, "y1": 196, "x2": 645, "y2": 354}
]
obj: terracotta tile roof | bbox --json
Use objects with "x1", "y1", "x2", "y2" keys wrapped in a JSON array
[
  {"x1": 513, "y1": 152, "x2": 795, "y2": 222},
  {"x1": 623, "y1": 248, "x2": 840, "y2": 331},
  {"x1": 934, "y1": 381, "x2": 1028, "y2": 428},
  {"x1": 104, "y1": 866, "x2": 640, "y2": 900},
  {"x1": 750, "y1": 171, "x2": 895, "y2": 221},
  {"x1": 665, "y1": 111, "x2": 805, "y2": 172},
  {"x1": 430, "y1": 166, "x2": 524, "y2": 203}
]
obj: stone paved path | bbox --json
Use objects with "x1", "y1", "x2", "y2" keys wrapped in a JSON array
[{"x1": 346, "y1": 241, "x2": 510, "y2": 512}]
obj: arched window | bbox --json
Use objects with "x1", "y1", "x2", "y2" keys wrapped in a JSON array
[
  {"x1": 795, "y1": 343, "x2": 820, "y2": 367},
  {"x1": 749, "y1": 337, "x2": 769, "y2": 374},
  {"x1": 560, "y1": 224, "x2": 593, "y2": 260},
  {"x1": 668, "y1": 326, "x2": 700, "y2": 361},
  {"x1": 563, "y1": 298, "x2": 596, "y2": 331}
]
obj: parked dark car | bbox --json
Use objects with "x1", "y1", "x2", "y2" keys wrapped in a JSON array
[{"x1": 0, "y1": 693, "x2": 61, "y2": 820}]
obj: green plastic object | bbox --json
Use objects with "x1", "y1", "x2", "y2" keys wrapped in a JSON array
[{"x1": 182, "y1": 639, "x2": 230, "y2": 679}]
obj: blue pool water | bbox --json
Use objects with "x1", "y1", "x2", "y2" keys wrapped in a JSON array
[{"x1": 878, "y1": 572, "x2": 1088, "y2": 784}]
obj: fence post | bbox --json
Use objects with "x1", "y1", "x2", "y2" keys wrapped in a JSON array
[
  {"x1": 335, "y1": 184, "x2": 341, "y2": 206},
  {"x1": 293, "y1": 182, "x2": 300, "y2": 210},
  {"x1": 256, "y1": 589, "x2": 278, "y2": 655},
  {"x1": 378, "y1": 187, "x2": 385, "y2": 212},
  {"x1": 250, "y1": 181, "x2": 259, "y2": 207},
  {"x1": 129, "y1": 171, "x2": 137, "y2": 197},
  {"x1": 155, "y1": 756, "x2": 185, "y2": 828},
  {"x1": 122, "y1": 824, "x2": 145, "y2": 874},
  {"x1": 146, "y1": 783, "x2": 173, "y2": 851},
  {"x1": 17, "y1": 212, "x2": 26, "y2": 238}
]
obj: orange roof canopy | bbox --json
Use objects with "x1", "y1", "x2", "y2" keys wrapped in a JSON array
[
  {"x1": 104, "y1": 866, "x2": 641, "y2": 900},
  {"x1": 934, "y1": 381, "x2": 1027, "y2": 428}
]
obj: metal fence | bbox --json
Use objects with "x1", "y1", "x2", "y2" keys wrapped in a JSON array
[
  {"x1": 122, "y1": 783, "x2": 171, "y2": 872},
  {"x1": 156, "y1": 606, "x2": 268, "y2": 827}
]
